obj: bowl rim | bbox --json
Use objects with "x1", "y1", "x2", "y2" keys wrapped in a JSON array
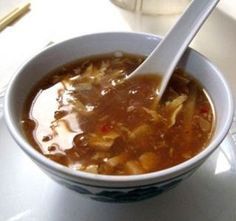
[{"x1": 4, "y1": 31, "x2": 234, "y2": 186}]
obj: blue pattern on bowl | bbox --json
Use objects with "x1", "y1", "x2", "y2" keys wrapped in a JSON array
[
  {"x1": 52, "y1": 168, "x2": 195, "y2": 203},
  {"x1": 64, "y1": 178, "x2": 181, "y2": 202},
  {"x1": 71, "y1": 179, "x2": 182, "y2": 203}
]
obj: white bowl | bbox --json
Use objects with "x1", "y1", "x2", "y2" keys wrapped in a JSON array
[{"x1": 4, "y1": 32, "x2": 234, "y2": 202}]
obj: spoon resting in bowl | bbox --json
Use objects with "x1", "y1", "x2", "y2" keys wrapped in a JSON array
[{"x1": 129, "y1": 0, "x2": 219, "y2": 99}]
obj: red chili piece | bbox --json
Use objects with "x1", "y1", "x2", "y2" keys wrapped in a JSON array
[
  {"x1": 200, "y1": 105, "x2": 209, "y2": 114},
  {"x1": 100, "y1": 123, "x2": 112, "y2": 133}
]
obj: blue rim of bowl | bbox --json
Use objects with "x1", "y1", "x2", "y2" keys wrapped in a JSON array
[{"x1": 3, "y1": 31, "x2": 234, "y2": 187}]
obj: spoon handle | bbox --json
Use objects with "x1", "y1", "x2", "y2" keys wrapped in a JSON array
[{"x1": 133, "y1": 0, "x2": 219, "y2": 97}]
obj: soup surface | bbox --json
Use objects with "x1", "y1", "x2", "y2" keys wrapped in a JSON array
[{"x1": 21, "y1": 53, "x2": 214, "y2": 175}]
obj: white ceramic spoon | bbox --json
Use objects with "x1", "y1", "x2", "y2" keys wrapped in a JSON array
[{"x1": 130, "y1": 0, "x2": 219, "y2": 98}]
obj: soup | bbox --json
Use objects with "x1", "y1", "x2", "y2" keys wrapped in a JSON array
[{"x1": 21, "y1": 53, "x2": 215, "y2": 175}]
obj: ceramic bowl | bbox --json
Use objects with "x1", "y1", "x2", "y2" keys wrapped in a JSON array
[{"x1": 4, "y1": 32, "x2": 234, "y2": 203}]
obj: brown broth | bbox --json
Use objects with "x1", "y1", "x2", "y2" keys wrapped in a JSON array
[{"x1": 21, "y1": 53, "x2": 215, "y2": 175}]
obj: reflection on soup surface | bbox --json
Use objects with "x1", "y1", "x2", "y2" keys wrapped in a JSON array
[{"x1": 21, "y1": 53, "x2": 215, "y2": 175}]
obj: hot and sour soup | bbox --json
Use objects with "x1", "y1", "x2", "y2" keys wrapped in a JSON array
[{"x1": 21, "y1": 53, "x2": 215, "y2": 175}]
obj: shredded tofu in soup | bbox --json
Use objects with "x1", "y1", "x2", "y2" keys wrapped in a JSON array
[{"x1": 21, "y1": 53, "x2": 215, "y2": 175}]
